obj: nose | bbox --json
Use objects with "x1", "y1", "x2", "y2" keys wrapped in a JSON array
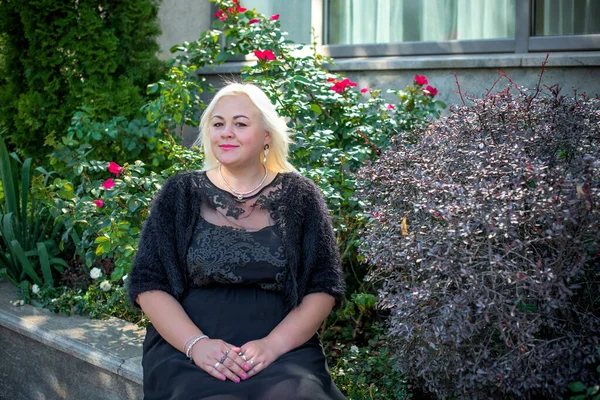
[{"x1": 220, "y1": 123, "x2": 234, "y2": 138}]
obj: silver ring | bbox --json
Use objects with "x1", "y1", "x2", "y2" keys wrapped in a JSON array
[
  {"x1": 249, "y1": 359, "x2": 255, "y2": 367},
  {"x1": 220, "y1": 354, "x2": 227, "y2": 363},
  {"x1": 214, "y1": 362, "x2": 220, "y2": 369},
  {"x1": 224, "y1": 349, "x2": 230, "y2": 356},
  {"x1": 241, "y1": 354, "x2": 248, "y2": 361},
  {"x1": 238, "y1": 351, "x2": 244, "y2": 356}
]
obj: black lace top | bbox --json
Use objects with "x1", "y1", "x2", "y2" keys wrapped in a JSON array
[{"x1": 185, "y1": 172, "x2": 288, "y2": 291}]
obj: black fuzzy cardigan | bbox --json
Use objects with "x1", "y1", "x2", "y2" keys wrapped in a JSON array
[{"x1": 127, "y1": 171, "x2": 345, "y2": 312}]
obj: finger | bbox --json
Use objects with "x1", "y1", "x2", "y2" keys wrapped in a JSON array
[
  {"x1": 202, "y1": 362, "x2": 227, "y2": 382},
  {"x1": 225, "y1": 346, "x2": 252, "y2": 371},
  {"x1": 245, "y1": 360, "x2": 264, "y2": 378},
  {"x1": 213, "y1": 361, "x2": 242, "y2": 383},
  {"x1": 222, "y1": 357, "x2": 249, "y2": 380}
]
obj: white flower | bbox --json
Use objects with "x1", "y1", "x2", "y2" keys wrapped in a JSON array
[
  {"x1": 32, "y1": 284, "x2": 40, "y2": 294},
  {"x1": 100, "y1": 281, "x2": 112, "y2": 292},
  {"x1": 19, "y1": 299, "x2": 25, "y2": 306},
  {"x1": 122, "y1": 274, "x2": 128, "y2": 283},
  {"x1": 90, "y1": 267, "x2": 102, "y2": 280},
  {"x1": 350, "y1": 345, "x2": 359, "y2": 354}
]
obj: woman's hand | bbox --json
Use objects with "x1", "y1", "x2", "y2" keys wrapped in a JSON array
[
  {"x1": 239, "y1": 338, "x2": 282, "y2": 378},
  {"x1": 191, "y1": 339, "x2": 251, "y2": 383}
]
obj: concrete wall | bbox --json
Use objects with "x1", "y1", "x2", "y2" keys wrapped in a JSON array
[{"x1": 156, "y1": 0, "x2": 212, "y2": 60}]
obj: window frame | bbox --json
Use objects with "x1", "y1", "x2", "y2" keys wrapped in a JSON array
[{"x1": 312, "y1": 0, "x2": 600, "y2": 58}]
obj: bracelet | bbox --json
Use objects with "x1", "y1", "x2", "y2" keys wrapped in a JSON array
[
  {"x1": 185, "y1": 334, "x2": 209, "y2": 360},
  {"x1": 183, "y1": 334, "x2": 202, "y2": 353}
]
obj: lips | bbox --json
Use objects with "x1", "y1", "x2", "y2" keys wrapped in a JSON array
[{"x1": 219, "y1": 144, "x2": 238, "y2": 150}]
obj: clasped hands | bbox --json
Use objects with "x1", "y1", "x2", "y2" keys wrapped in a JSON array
[{"x1": 191, "y1": 337, "x2": 281, "y2": 383}]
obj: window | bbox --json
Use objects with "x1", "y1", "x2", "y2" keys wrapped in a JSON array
[
  {"x1": 327, "y1": 0, "x2": 516, "y2": 45},
  {"x1": 533, "y1": 0, "x2": 600, "y2": 36},
  {"x1": 229, "y1": 0, "x2": 600, "y2": 56}
]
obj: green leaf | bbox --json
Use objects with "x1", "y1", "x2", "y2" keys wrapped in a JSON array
[
  {"x1": 37, "y1": 242, "x2": 53, "y2": 288},
  {"x1": 310, "y1": 103, "x2": 322, "y2": 115},
  {"x1": 570, "y1": 382, "x2": 587, "y2": 393}
]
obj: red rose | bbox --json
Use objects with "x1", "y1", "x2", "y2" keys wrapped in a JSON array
[
  {"x1": 414, "y1": 75, "x2": 428, "y2": 85},
  {"x1": 219, "y1": 15, "x2": 227, "y2": 21},
  {"x1": 270, "y1": 14, "x2": 279, "y2": 20},
  {"x1": 215, "y1": 10, "x2": 223, "y2": 17},
  {"x1": 330, "y1": 78, "x2": 357, "y2": 93},
  {"x1": 102, "y1": 178, "x2": 115, "y2": 189},
  {"x1": 327, "y1": 77, "x2": 336, "y2": 82},
  {"x1": 233, "y1": 0, "x2": 239, "y2": 3},
  {"x1": 249, "y1": 18, "x2": 260, "y2": 24},
  {"x1": 254, "y1": 49, "x2": 275, "y2": 61},
  {"x1": 387, "y1": 104, "x2": 395, "y2": 110},
  {"x1": 227, "y1": 7, "x2": 234, "y2": 13},
  {"x1": 423, "y1": 85, "x2": 438, "y2": 96},
  {"x1": 360, "y1": 88, "x2": 369, "y2": 93},
  {"x1": 237, "y1": 7, "x2": 247, "y2": 12},
  {"x1": 107, "y1": 161, "x2": 123, "y2": 178},
  {"x1": 416, "y1": 76, "x2": 428, "y2": 85},
  {"x1": 93, "y1": 199, "x2": 104, "y2": 208}
]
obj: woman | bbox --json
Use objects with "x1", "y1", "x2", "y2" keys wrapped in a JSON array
[{"x1": 128, "y1": 83, "x2": 347, "y2": 399}]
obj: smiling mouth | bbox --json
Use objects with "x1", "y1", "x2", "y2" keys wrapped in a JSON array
[{"x1": 219, "y1": 145, "x2": 238, "y2": 150}]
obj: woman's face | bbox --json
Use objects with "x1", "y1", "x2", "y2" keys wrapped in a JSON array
[{"x1": 209, "y1": 94, "x2": 271, "y2": 169}]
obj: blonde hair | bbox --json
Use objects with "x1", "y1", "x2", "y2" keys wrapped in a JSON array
[{"x1": 194, "y1": 83, "x2": 296, "y2": 173}]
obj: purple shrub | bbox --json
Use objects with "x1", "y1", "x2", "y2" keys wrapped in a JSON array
[{"x1": 356, "y1": 73, "x2": 600, "y2": 399}]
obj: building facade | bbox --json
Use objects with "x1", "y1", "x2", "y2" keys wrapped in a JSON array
[{"x1": 157, "y1": 0, "x2": 600, "y2": 144}]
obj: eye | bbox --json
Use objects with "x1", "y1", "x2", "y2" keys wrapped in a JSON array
[
  {"x1": 235, "y1": 122, "x2": 247, "y2": 127},
  {"x1": 212, "y1": 122, "x2": 224, "y2": 127}
]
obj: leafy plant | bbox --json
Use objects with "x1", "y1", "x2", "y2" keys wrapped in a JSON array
[
  {"x1": 356, "y1": 66, "x2": 600, "y2": 399},
  {"x1": 0, "y1": 0, "x2": 166, "y2": 160},
  {"x1": 0, "y1": 133, "x2": 67, "y2": 288}
]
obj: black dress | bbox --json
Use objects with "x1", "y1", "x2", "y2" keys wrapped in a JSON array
[{"x1": 141, "y1": 173, "x2": 346, "y2": 400}]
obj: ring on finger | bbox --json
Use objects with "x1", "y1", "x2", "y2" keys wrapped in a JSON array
[
  {"x1": 241, "y1": 354, "x2": 248, "y2": 361},
  {"x1": 249, "y1": 359, "x2": 255, "y2": 367},
  {"x1": 238, "y1": 351, "x2": 244, "y2": 356},
  {"x1": 220, "y1": 354, "x2": 228, "y2": 363},
  {"x1": 214, "y1": 362, "x2": 221, "y2": 369}
]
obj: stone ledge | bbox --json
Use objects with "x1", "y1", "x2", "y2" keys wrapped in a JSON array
[
  {"x1": 198, "y1": 51, "x2": 600, "y2": 75},
  {"x1": 0, "y1": 280, "x2": 144, "y2": 399}
]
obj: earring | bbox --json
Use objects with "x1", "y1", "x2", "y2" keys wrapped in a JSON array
[{"x1": 263, "y1": 144, "x2": 270, "y2": 163}]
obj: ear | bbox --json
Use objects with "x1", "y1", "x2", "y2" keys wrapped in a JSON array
[{"x1": 264, "y1": 131, "x2": 272, "y2": 145}]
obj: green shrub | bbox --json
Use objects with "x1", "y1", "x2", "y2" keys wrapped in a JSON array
[
  {"x1": 147, "y1": 0, "x2": 445, "y2": 275},
  {"x1": 356, "y1": 69, "x2": 600, "y2": 398},
  {"x1": 0, "y1": 0, "x2": 166, "y2": 160}
]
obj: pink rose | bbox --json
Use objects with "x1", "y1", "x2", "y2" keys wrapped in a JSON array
[
  {"x1": 102, "y1": 178, "x2": 115, "y2": 189},
  {"x1": 387, "y1": 104, "x2": 395, "y2": 110},
  {"x1": 270, "y1": 14, "x2": 279, "y2": 21},
  {"x1": 414, "y1": 75, "x2": 428, "y2": 86},
  {"x1": 249, "y1": 18, "x2": 260, "y2": 24},
  {"x1": 93, "y1": 200, "x2": 104, "y2": 208},
  {"x1": 219, "y1": 15, "x2": 227, "y2": 21},
  {"x1": 215, "y1": 10, "x2": 223, "y2": 17},
  {"x1": 237, "y1": 7, "x2": 247, "y2": 12},
  {"x1": 360, "y1": 88, "x2": 369, "y2": 93}
]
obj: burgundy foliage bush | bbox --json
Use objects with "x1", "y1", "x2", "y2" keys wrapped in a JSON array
[{"x1": 356, "y1": 73, "x2": 600, "y2": 399}]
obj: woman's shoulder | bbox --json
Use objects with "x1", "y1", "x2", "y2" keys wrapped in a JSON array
[
  {"x1": 279, "y1": 172, "x2": 325, "y2": 205},
  {"x1": 160, "y1": 170, "x2": 205, "y2": 191}
]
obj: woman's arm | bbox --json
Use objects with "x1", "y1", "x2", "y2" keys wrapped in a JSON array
[
  {"x1": 240, "y1": 292, "x2": 335, "y2": 377},
  {"x1": 138, "y1": 290, "x2": 249, "y2": 383}
]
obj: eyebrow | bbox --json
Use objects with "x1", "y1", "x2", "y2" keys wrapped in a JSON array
[{"x1": 212, "y1": 114, "x2": 249, "y2": 120}]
